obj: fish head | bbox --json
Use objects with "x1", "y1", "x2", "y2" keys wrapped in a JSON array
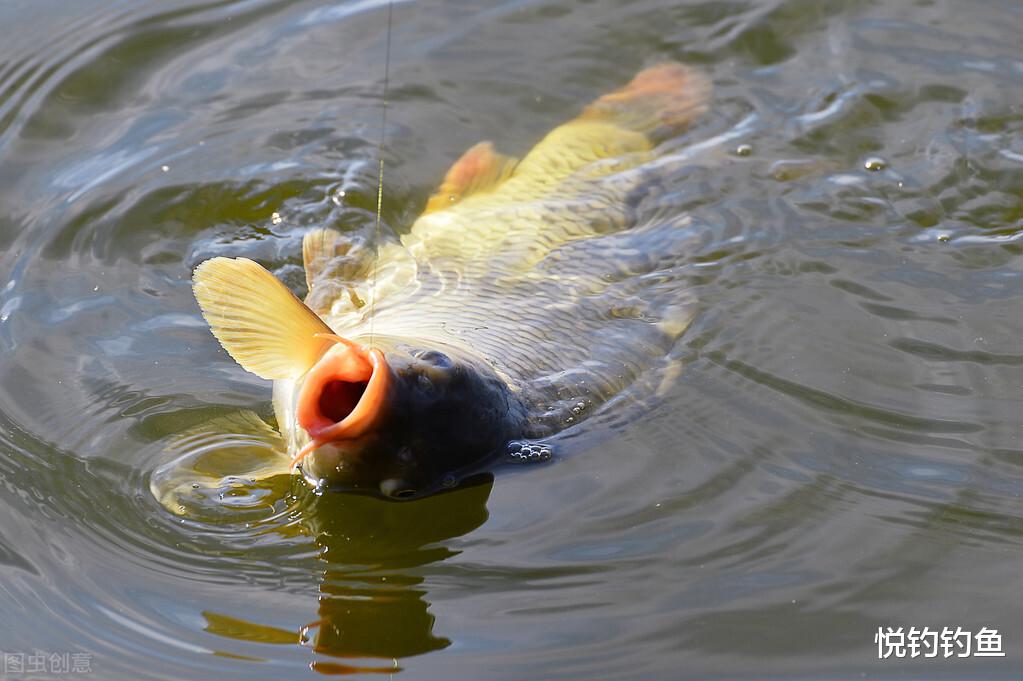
[
  {"x1": 191, "y1": 257, "x2": 526, "y2": 501},
  {"x1": 294, "y1": 337, "x2": 523, "y2": 499}
]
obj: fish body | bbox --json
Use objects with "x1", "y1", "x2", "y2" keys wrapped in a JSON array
[{"x1": 190, "y1": 63, "x2": 709, "y2": 499}]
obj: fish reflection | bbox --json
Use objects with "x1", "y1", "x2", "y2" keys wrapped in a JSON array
[
  {"x1": 152, "y1": 415, "x2": 490, "y2": 671},
  {"x1": 303, "y1": 478, "x2": 490, "y2": 670}
]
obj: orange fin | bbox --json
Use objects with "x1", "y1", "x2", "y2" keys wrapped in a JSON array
[
  {"x1": 424, "y1": 141, "x2": 518, "y2": 213},
  {"x1": 579, "y1": 62, "x2": 710, "y2": 142}
]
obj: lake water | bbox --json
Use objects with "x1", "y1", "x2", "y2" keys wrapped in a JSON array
[{"x1": 1, "y1": 0, "x2": 1022, "y2": 679}]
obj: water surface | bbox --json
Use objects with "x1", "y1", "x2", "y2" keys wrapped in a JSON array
[{"x1": 1, "y1": 0, "x2": 1022, "y2": 679}]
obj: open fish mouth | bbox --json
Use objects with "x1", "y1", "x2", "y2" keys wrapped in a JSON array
[{"x1": 292, "y1": 335, "x2": 393, "y2": 470}]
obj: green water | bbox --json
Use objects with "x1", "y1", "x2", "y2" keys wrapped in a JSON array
[{"x1": 1, "y1": 0, "x2": 1022, "y2": 679}]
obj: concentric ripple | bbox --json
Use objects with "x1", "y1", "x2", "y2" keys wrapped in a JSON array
[{"x1": 0, "y1": 0, "x2": 1022, "y2": 679}]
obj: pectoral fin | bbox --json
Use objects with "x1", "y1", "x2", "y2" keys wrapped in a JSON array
[
  {"x1": 302, "y1": 228, "x2": 373, "y2": 289},
  {"x1": 193, "y1": 257, "x2": 334, "y2": 380},
  {"x1": 301, "y1": 228, "x2": 378, "y2": 314},
  {"x1": 424, "y1": 141, "x2": 518, "y2": 213},
  {"x1": 149, "y1": 410, "x2": 292, "y2": 518},
  {"x1": 303, "y1": 228, "x2": 345, "y2": 291}
]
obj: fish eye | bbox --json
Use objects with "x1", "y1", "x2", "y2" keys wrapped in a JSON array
[{"x1": 416, "y1": 350, "x2": 453, "y2": 368}]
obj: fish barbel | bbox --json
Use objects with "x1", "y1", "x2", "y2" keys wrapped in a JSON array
[{"x1": 188, "y1": 63, "x2": 710, "y2": 500}]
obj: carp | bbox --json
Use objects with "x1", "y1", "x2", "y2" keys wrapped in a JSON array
[{"x1": 176, "y1": 62, "x2": 709, "y2": 501}]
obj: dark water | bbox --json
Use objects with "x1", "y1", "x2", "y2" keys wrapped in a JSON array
[{"x1": 1, "y1": 0, "x2": 1022, "y2": 678}]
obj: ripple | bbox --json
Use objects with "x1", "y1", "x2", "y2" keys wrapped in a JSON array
[{"x1": 1, "y1": 0, "x2": 1023, "y2": 679}]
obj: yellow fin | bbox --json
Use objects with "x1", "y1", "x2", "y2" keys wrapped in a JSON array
[
  {"x1": 424, "y1": 141, "x2": 518, "y2": 213},
  {"x1": 302, "y1": 228, "x2": 343, "y2": 291},
  {"x1": 192, "y1": 257, "x2": 334, "y2": 379},
  {"x1": 301, "y1": 228, "x2": 377, "y2": 314},
  {"x1": 149, "y1": 410, "x2": 291, "y2": 517},
  {"x1": 302, "y1": 228, "x2": 372, "y2": 290}
]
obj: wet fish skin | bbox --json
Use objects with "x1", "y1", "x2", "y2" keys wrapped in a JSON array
[
  {"x1": 297, "y1": 339, "x2": 528, "y2": 498},
  {"x1": 306, "y1": 62, "x2": 709, "y2": 434},
  {"x1": 188, "y1": 62, "x2": 710, "y2": 499}
]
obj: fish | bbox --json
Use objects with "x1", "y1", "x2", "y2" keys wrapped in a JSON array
[{"x1": 183, "y1": 62, "x2": 710, "y2": 501}]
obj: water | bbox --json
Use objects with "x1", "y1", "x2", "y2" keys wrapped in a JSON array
[{"x1": 1, "y1": 0, "x2": 1022, "y2": 678}]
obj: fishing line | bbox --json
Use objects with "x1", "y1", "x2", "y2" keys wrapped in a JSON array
[{"x1": 368, "y1": 0, "x2": 394, "y2": 347}]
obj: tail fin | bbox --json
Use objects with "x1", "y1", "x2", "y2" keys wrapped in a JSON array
[{"x1": 579, "y1": 62, "x2": 710, "y2": 143}]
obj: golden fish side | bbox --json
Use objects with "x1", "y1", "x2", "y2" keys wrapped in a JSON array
[{"x1": 187, "y1": 62, "x2": 710, "y2": 500}]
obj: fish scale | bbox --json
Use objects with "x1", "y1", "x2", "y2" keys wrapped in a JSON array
[
  {"x1": 324, "y1": 140, "x2": 706, "y2": 428},
  {"x1": 326, "y1": 229, "x2": 698, "y2": 436},
  {"x1": 185, "y1": 62, "x2": 710, "y2": 498}
]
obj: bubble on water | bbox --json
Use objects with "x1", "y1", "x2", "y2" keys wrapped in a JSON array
[
  {"x1": 160, "y1": 165, "x2": 169, "y2": 172},
  {"x1": 507, "y1": 441, "x2": 553, "y2": 463},
  {"x1": 863, "y1": 157, "x2": 887, "y2": 171},
  {"x1": 735, "y1": 144, "x2": 753, "y2": 157},
  {"x1": 271, "y1": 212, "x2": 282, "y2": 225},
  {"x1": 937, "y1": 233, "x2": 951, "y2": 243}
]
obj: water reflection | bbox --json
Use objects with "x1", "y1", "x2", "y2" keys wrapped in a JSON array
[
  {"x1": 305, "y1": 477, "x2": 491, "y2": 664},
  {"x1": 200, "y1": 474, "x2": 492, "y2": 672}
]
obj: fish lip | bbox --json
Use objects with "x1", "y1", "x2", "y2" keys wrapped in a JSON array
[{"x1": 297, "y1": 343, "x2": 392, "y2": 443}]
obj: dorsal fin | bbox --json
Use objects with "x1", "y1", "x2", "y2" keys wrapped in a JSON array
[
  {"x1": 423, "y1": 141, "x2": 518, "y2": 213},
  {"x1": 192, "y1": 257, "x2": 334, "y2": 380}
]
